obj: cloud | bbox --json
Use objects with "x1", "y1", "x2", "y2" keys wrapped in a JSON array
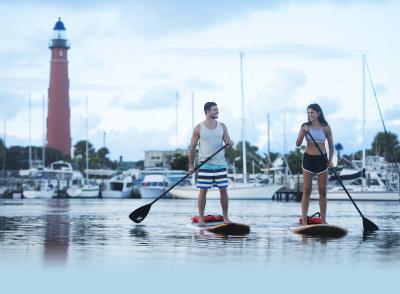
[
  {"x1": 151, "y1": 43, "x2": 356, "y2": 60},
  {"x1": 182, "y1": 79, "x2": 222, "y2": 91},
  {"x1": 142, "y1": 71, "x2": 171, "y2": 80},
  {"x1": 254, "y1": 68, "x2": 307, "y2": 113},
  {"x1": 88, "y1": 126, "x2": 176, "y2": 160},
  {"x1": 70, "y1": 112, "x2": 102, "y2": 143},
  {"x1": 384, "y1": 104, "x2": 400, "y2": 121},
  {"x1": 374, "y1": 83, "x2": 388, "y2": 95},
  {"x1": 126, "y1": 86, "x2": 178, "y2": 110},
  {"x1": 312, "y1": 96, "x2": 342, "y2": 115},
  {"x1": 0, "y1": 90, "x2": 26, "y2": 120}
]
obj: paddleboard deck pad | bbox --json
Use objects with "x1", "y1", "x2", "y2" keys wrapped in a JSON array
[
  {"x1": 191, "y1": 222, "x2": 250, "y2": 236},
  {"x1": 289, "y1": 224, "x2": 348, "y2": 238}
]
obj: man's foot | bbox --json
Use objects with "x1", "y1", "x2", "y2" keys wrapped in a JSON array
[
  {"x1": 223, "y1": 217, "x2": 233, "y2": 224},
  {"x1": 300, "y1": 218, "x2": 308, "y2": 226},
  {"x1": 321, "y1": 220, "x2": 328, "y2": 224}
]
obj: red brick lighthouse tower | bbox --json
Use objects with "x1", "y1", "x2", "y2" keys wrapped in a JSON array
[{"x1": 47, "y1": 17, "x2": 71, "y2": 157}]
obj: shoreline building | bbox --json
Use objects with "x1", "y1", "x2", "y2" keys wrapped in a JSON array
[
  {"x1": 47, "y1": 18, "x2": 71, "y2": 157},
  {"x1": 144, "y1": 149, "x2": 189, "y2": 169}
]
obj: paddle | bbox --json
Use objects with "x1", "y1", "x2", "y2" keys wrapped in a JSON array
[
  {"x1": 129, "y1": 144, "x2": 228, "y2": 223},
  {"x1": 306, "y1": 129, "x2": 379, "y2": 232}
]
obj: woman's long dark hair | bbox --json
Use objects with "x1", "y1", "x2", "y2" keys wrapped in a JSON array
[{"x1": 307, "y1": 103, "x2": 329, "y2": 126}]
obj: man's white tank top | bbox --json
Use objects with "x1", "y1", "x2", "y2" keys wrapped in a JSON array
[{"x1": 198, "y1": 121, "x2": 225, "y2": 165}]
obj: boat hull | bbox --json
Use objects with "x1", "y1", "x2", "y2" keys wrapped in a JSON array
[
  {"x1": 170, "y1": 184, "x2": 284, "y2": 200},
  {"x1": 139, "y1": 186, "x2": 171, "y2": 199},
  {"x1": 67, "y1": 185, "x2": 100, "y2": 198},
  {"x1": 102, "y1": 190, "x2": 132, "y2": 198},
  {"x1": 311, "y1": 191, "x2": 399, "y2": 201},
  {"x1": 22, "y1": 189, "x2": 54, "y2": 199}
]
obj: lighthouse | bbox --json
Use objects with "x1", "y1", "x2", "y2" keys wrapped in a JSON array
[{"x1": 47, "y1": 17, "x2": 71, "y2": 157}]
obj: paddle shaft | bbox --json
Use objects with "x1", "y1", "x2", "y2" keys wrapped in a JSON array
[
  {"x1": 149, "y1": 144, "x2": 228, "y2": 205},
  {"x1": 306, "y1": 130, "x2": 365, "y2": 218}
]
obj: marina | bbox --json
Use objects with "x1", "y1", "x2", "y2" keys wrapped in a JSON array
[{"x1": 1, "y1": 2, "x2": 400, "y2": 293}]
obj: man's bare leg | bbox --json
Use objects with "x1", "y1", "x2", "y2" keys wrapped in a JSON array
[
  {"x1": 219, "y1": 188, "x2": 231, "y2": 223},
  {"x1": 198, "y1": 188, "x2": 207, "y2": 227}
]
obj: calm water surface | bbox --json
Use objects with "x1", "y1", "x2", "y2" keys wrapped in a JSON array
[{"x1": 1, "y1": 198, "x2": 399, "y2": 270}]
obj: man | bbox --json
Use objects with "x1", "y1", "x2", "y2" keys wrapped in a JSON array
[{"x1": 188, "y1": 102, "x2": 234, "y2": 227}]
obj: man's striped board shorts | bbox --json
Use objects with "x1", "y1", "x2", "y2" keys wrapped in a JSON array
[{"x1": 196, "y1": 163, "x2": 228, "y2": 189}]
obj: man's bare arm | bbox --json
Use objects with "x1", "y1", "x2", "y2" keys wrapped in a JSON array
[
  {"x1": 188, "y1": 125, "x2": 200, "y2": 173},
  {"x1": 221, "y1": 123, "x2": 234, "y2": 147}
]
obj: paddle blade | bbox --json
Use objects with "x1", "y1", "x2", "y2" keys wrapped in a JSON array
[
  {"x1": 129, "y1": 203, "x2": 152, "y2": 223},
  {"x1": 363, "y1": 217, "x2": 379, "y2": 232}
]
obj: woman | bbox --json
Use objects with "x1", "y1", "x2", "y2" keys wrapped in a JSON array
[{"x1": 296, "y1": 103, "x2": 334, "y2": 225}]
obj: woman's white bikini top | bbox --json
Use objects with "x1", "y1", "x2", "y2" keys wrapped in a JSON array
[{"x1": 306, "y1": 126, "x2": 326, "y2": 143}]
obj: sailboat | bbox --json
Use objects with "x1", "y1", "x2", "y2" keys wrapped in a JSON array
[
  {"x1": 19, "y1": 94, "x2": 54, "y2": 199},
  {"x1": 170, "y1": 52, "x2": 284, "y2": 200},
  {"x1": 310, "y1": 55, "x2": 399, "y2": 201},
  {"x1": 67, "y1": 96, "x2": 100, "y2": 198}
]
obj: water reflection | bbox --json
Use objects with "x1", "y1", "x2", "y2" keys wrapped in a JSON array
[
  {"x1": 43, "y1": 199, "x2": 70, "y2": 266},
  {"x1": 130, "y1": 225, "x2": 149, "y2": 239}
]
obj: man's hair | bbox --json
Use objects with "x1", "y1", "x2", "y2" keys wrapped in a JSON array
[{"x1": 204, "y1": 102, "x2": 217, "y2": 114}]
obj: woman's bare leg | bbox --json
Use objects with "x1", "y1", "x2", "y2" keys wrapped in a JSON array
[
  {"x1": 317, "y1": 171, "x2": 328, "y2": 224},
  {"x1": 301, "y1": 170, "x2": 313, "y2": 225}
]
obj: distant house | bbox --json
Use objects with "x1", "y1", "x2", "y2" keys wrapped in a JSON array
[{"x1": 144, "y1": 149, "x2": 189, "y2": 169}]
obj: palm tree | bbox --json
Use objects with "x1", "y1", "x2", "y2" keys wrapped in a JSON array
[{"x1": 334, "y1": 143, "x2": 343, "y2": 160}]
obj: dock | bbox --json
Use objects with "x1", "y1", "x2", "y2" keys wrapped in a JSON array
[{"x1": 273, "y1": 188, "x2": 302, "y2": 201}]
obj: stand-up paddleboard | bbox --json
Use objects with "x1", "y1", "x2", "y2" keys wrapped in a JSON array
[
  {"x1": 289, "y1": 224, "x2": 348, "y2": 238},
  {"x1": 190, "y1": 216, "x2": 250, "y2": 236},
  {"x1": 205, "y1": 222, "x2": 250, "y2": 235}
]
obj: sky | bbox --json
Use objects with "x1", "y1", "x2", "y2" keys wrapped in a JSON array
[{"x1": 0, "y1": 0, "x2": 399, "y2": 161}]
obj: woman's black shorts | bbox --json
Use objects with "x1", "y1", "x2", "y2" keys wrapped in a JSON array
[{"x1": 302, "y1": 152, "x2": 328, "y2": 174}]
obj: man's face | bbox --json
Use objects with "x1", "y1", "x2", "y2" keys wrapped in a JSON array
[{"x1": 208, "y1": 106, "x2": 219, "y2": 119}]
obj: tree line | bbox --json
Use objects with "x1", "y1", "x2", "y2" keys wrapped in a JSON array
[{"x1": 0, "y1": 139, "x2": 116, "y2": 171}]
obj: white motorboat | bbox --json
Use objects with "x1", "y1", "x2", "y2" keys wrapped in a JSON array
[
  {"x1": 22, "y1": 182, "x2": 55, "y2": 199},
  {"x1": 102, "y1": 173, "x2": 133, "y2": 198},
  {"x1": 0, "y1": 185, "x2": 8, "y2": 198},
  {"x1": 139, "y1": 170, "x2": 189, "y2": 199},
  {"x1": 139, "y1": 174, "x2": 168, "y2": 199},
  {"x1": 66, "y1": 181, "x2": 100, "y2": 198},
  {"x1": 311, "y1": 161, "x2": 399, "y2": 201}
]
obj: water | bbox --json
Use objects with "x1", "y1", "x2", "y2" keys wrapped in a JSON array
[{"x1": 1, "y1": 198, "x2": 399, "y2": 293}]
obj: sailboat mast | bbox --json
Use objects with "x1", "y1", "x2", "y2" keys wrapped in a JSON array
[
  {"x1": 362, "y1": 55, "x2": 366, "y2": 170},
  {"x1": 42, "y1": 94, "x2": 45, "y2": 167},
  {"x1": 85, "y1": 96, "x2": 89, "y2": 182},
  {"x1": 267, "y1": 112, "x2": 270, "y2": 169},
  {"x1": 2, "y1": 120, "x2": 6, "y2": 178},
  {"x1": 191, "y1": 92, "x2": 194, "y2": 130},
  {"x1": 28, "y1": 92, "x2": 32, "y2": 170},
  {"x1": 175, "y1": 90, "x2": 179, "y2": 147},
  {"x1": 240, "y1": 52, "x2": 247, "y2": 184}
]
